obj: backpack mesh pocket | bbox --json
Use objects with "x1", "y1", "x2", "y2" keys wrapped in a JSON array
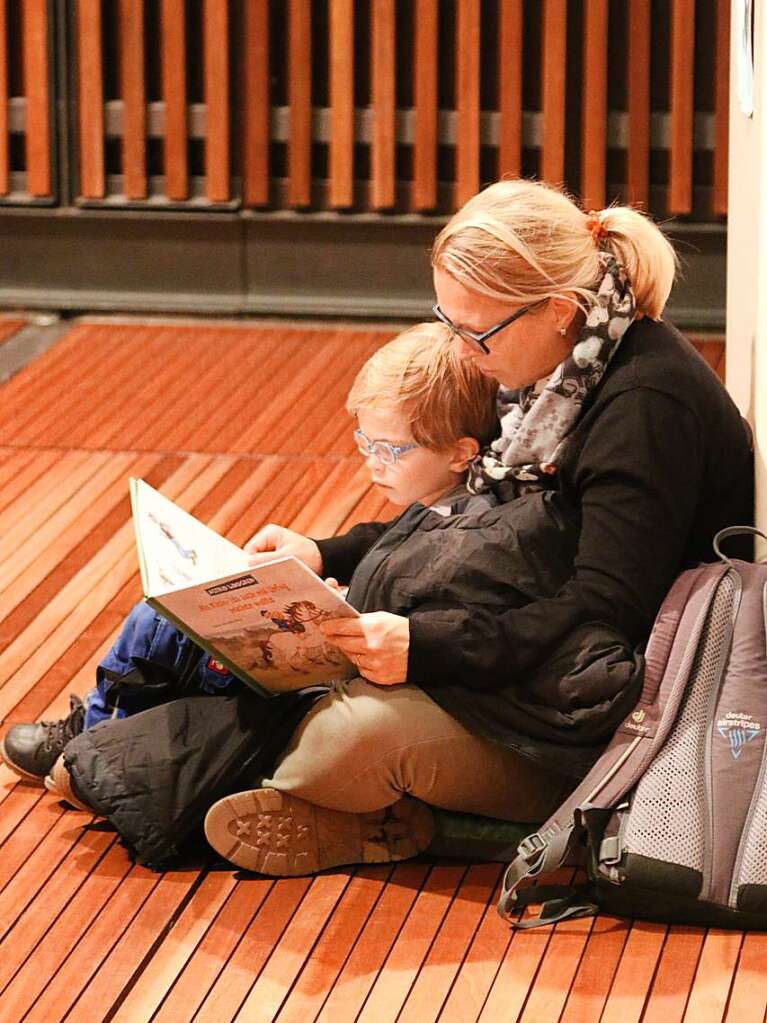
[{"x1": 622, "y1": 574, "x2": 735, "y2": 877}]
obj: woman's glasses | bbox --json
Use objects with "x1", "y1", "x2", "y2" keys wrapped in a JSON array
[
  {"x1": 354, "y1": 428, "x2": 420, "y2": 466},
  {"x1": 432, "y1": 300, "x2": 544, "y2": 354}
]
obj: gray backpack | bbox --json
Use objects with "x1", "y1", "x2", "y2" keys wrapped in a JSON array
[{"x1": 499, "y1": 527, "x2": 767, "y2": 930}]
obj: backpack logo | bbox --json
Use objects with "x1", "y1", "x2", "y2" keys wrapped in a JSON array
[
  {"x1": 716, "y1": 712, "x2": 762, "y2": 760},
  {"x1": 632, "y1": 709, "x2": 646, "y2": 724}
]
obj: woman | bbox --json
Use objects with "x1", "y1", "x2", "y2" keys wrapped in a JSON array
[{"x1": 202, "y1": 179, "x2": 753, "y2": 876}]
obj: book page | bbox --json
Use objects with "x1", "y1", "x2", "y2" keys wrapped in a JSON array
[{"x1": 131, "y1": 478, "x2": 248, "y2": 596}]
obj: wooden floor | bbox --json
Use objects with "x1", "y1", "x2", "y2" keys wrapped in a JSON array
[{"x1": 1, "y1": 316, "x2": 761, "y2": 1023}]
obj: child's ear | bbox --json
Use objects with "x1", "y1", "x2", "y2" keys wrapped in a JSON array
[{"x1": 449, "y1": 436, "x2": 480, "y2": 472}]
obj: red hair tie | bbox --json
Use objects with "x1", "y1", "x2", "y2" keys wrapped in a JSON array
[{"x1": 586, "y1": 210, "x2": 608, "y2": 247}]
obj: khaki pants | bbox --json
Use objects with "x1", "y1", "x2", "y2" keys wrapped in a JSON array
[{"x1": 263, "y1": 677, "x2": 573, "y2": 822}]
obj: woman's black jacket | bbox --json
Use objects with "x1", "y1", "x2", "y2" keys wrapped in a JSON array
[{"x1": 318, "y1": 318, "x2": 754, "y2": 773}]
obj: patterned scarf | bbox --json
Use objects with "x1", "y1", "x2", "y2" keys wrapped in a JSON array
[{"x1": 468, "y1": 252, "x2": 636, "y2": 498}]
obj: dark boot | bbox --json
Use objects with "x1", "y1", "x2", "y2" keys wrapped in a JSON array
[{"x1": 0, "y1": 695, "x2": 86, "y2": 782}]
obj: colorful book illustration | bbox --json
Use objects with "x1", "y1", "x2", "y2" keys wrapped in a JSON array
[{"x1": 130, "y1": 478, "x2": 359, "y2": 695}]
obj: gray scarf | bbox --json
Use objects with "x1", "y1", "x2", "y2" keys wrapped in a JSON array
[{"x1": 468, "y1": 253, "x2": 636, "y2": 498}]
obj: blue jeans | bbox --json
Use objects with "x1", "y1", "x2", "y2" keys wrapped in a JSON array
[{"x1": 85, "y1": 602, "x2": 242, "y2": 729}]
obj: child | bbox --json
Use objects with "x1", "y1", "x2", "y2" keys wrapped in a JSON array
[{"x1": 0, "y1": 322, "x2": 499, "y2": 794}]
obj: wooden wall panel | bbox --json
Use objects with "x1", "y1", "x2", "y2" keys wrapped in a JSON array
[
  {"x1": 203, "y1": 0, "x2": 229, "y2": 202},
  {"x1": 669, "y1": 0, "x2": 695, "y2": 213},
  {"x1": 455, "y1": 0, "x2": 481, "y2": 208},
  {"x1": 626, "y1": 0, "x2": 651, "y2": 206},
  {"x1": 541, "y1": 0, "x2": 567, "y2": 184},
  {"x1": 412, "y1": 0, "x2": 438, "y2": 211},
  {"x1": 160, "y1": 0, "x2": 188, "y2": 201},
  {"x1": 498, "y1": 0, "x2": 523, "y2": 181},
  {"x1": 371, "y1": 0, "x2": 396, "y2": 209},
  {"x1": 21, "y1": 0, "x2": 51, "y2": 197},
  {"x1": 713, "y1": 0, "x2": 730, "y2": 215},
  {"x1": 118, "y1": 0, "x2": 146, "y2": 200},
  {"x1": 243, "y1": 0, "x2": 270, "y2": 206},
  {"x1": 329, "y1": 0, "x2": 354, "y2": 208},
  {"x1": 1, "y1": 0, "x2": 734, "y2": 218},
  {"x1": 0, "y1": 0, "x2": 8, "y2": 195},
  {"x1": 288, "y1": 0, "x2": 312, "y2": 207},
  {"x1": 581, "y1": 0, "x2": 608, "y2": 211}
]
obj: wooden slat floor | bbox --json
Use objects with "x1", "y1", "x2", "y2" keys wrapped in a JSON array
[{"x1": 0, "y1": 318, "x2": 753, "y2": 1023}]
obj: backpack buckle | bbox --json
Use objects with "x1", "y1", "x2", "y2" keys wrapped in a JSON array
[{"x1": 517, "y1": 833, "x2": 547, "y2": 866}]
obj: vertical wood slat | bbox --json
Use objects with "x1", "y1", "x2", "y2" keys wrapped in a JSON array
[
  {"x1": 455, "y1": 0, "x2": 480, "y2": 208},
  {"x1": 370, "y1": 0, "x2": 396, "y2": 209},
  {"x1": 203, "y1": 0, "x2": 229, "y2": 202},
  {"x1": 498, "y1": 0, "x2": 523, "y2": 181},
  {"x1": 0, "y1": 0, "x2": 8, "y2": 194},
  {"x1": 626, "y1": 0, "x2": 650, "y2": 205},
  {"x1": 713, "y1": 0, "x2": 730, "y2": 215},
  {"x1": 21, "y1": 0, "x2": 51, "y2": 196},
  {"x1": 243, "y1": 0, "x2": 269, "y2": 206},
  {"x1": 118, "y1": 0, "x2": 146, "y2": 200},
  {"x1": 288, "y1": 0, "x2": 311, "y2": 207},
  {"x1": 76, "y1": 0, "x2": 104, "y2": 199},
  {"x1": 541, "y1": 0, "x2": 567, "y2": 184},
  {"x1": 581, "y1": 0, "x2": 608, "y2": 210},
  {"x1": 669, "y1": 0, "x2": 695, "y2": 213},
  {"x1": 412, "y1": 0, "x2": 437, "y2": 210},
  {"x1": 328, "y1": 0, "x2": 354, "y2": 208},
  {"x1": 76, "y1": 0, "x2": 105, "y2": 199},
  {"x1": 160, "y1": 0, "x2": 188, "y2": 201}
]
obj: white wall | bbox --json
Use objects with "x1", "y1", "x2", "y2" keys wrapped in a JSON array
[{"x1": 727, "y1": 0, "x2": 764, "y2": 534}]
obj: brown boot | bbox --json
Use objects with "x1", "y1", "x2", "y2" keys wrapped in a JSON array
[
  {"x1": 44, "y1": 755, "x2": 94, "y2": 814},
  {"x1": 204, "y1": 788, "x2": 434, "y2": 876}
]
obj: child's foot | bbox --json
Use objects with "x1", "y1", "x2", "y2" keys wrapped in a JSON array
[
  {"x1": 204, "y1": 789, "x2": 434, "y2": 876},
  {"x1": 44, "y1": 754, "x2": 94, "y2": 813},
  {"x1": 0, "y1": 695, "x2": 86, "y2": 782}
]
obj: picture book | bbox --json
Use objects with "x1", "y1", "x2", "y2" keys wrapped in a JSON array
[{"x1": 130, "y1": 478, "x2": 359, "y2": 695}]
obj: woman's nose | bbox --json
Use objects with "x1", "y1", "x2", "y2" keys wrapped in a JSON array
[{"x1": 453, "y1": 335, "x2": 479, "y2": 362}]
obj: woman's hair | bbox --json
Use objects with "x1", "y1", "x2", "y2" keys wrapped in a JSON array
[
  {"x1": 346, "y1": 322, "x2": 498, "y2": 449},
  {"x1": 431, "y1": 178, "x2": 678, "y2": 320}
]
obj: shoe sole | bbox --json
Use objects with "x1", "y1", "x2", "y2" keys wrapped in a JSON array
[
  {"x1": 44, "y1": 755, "x2": 93, "y2": 813},
  {"x1": 204, "y1": 789, "x2": 434, "y2": 876},
  {"x1": 0, "y1": 736, "x2": 46, "y2": 784}
]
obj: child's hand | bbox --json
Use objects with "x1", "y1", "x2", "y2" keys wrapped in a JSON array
[
  {"x1": 324, "y1": 577, "x2": 349, "y2": 598},
  {"x1": 320, "y1": 612, "x2": 409, "y2": 685},
  {"x1": 245, "y1": 524, "x2": 323, "y2": 574}
]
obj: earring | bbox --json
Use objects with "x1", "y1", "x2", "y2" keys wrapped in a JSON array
[{"x1": 558, "y1": 326, "x2": 566, "y2": 336}]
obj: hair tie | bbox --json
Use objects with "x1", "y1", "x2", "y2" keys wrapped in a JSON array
[{"x1": 586, "y1": 210, "x2": 609, "y2": 248}]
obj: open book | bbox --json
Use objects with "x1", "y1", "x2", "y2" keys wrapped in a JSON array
[{"x1": 130, "y1": 478, "x2": 359, "y2": 695}]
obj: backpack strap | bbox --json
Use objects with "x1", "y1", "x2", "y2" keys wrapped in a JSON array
[{"x1": 512, "y1": 883, "x2": 599, "y2": 929}]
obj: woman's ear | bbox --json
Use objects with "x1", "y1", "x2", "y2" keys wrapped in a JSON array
[
  {"x1": 449, "y1": 436, "x2": 480, "y2": 472},
  {"x1": 548, "y1": 296, "x2": 580, "y2": 336}
]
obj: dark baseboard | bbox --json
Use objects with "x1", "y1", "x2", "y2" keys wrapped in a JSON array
[{"x1": 0, "y1": 207, "x2": 726, "y2": 330}]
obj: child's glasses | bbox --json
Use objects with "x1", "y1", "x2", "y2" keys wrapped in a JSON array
[{"x1": 354, "y1": 428, "x2": 420, "y2": 466}]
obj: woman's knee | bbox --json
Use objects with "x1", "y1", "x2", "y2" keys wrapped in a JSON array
[{"x1": 264, "y1": 681, "x2": 431, "y2": 810}]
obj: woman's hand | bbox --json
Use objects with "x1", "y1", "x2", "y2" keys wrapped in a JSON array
[
  {"x1": 244, "y1": 524, "x2": 323, "y2": 574},
  {"x1": 320, "y1": 612, "x2": 409, "y2": 685}
]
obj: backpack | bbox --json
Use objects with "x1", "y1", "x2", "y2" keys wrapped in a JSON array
[{"x1": 498, "y1": 526, "x2": 767, "y2": 930}]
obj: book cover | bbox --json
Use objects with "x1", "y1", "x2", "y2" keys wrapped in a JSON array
[{"x1": 130, "y1": 478, "x2": 358, "y2": 695}]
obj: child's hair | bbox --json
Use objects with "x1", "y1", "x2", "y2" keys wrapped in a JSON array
[{"x1": 346, "y1": 322, "x2": 498, "y2": 449}]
